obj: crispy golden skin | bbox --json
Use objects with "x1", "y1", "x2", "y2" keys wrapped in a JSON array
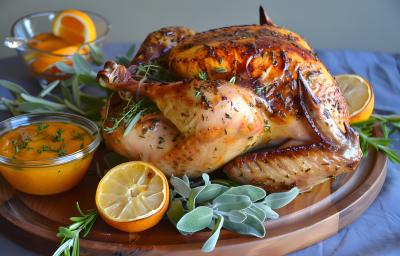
[{"x1": 97, "y1": 12, "x2": 361, "y2": 191}]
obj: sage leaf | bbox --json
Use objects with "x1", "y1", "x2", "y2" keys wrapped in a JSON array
[
  {"x1": 78, "y1": 74, "x2": 100, "y2": 87},
  {"x1": 263, "y1": 187, "x2": 300, "y2": 209},
  {"x1": 126, "y1": 43, "x2": 136, "y2": 59},
  {"x1": 211, "y1": 178, "x2": 239, "y2": 187},
  {"x1": 244, "y1": 204, "x2": 266, "y2": 222},
  {"x1": 188, "y1": 186, "x2": 206, "y2": 211},
  {"x1": 61, "y1": 81, "x2": 73, "y2": 102},
  {"x1": 1, "y1": 99, "x2": 20, "y2": 115},
  {"x1": 21, "y1": 93, "x2": 66, "y2": 110},
  {"x1": 202, "y1": 215, "x2": 224, "y2": 253},
  {"x1": 72, "y1": 77, "x2": 81, "y2": 107},
  {"x1": 166, "y1": 199, "x2": 185, "y2": 225},
  {"x1": 223, "y1": 213, "x2": 265, "y2": 238},
  {"x1": 64, "y1": 99, "x2": 87, "y2": 115},
  {"x1": 213, "y1": 194, "x2": 252, "y2": 212},
  {"x1": 115, "y1": 56, "x2": 130, "y2": 67},
  {"x1": 55, "y1": 62, "x2": 74, "y2": 74},
  {"x1": 226, "y1": 210, "x2": 247, "y2": 223},
  {"x1": 195, "y1": 184, "x2": 228, "y2": 204},
  {"x1": 263, "y1": 205, "x2": 279, "y2": 220},
  {"x1": 88, "y1": 44, "x2": 105, "y2": 65},
  {"x1": 222, "y1": 185, "x2": 266, "y2": 202},
  {"x1": 123, "y1": 111, "x2": 142, "y2": 137},
  {"x1": 176, "y1": 206, "x2": 213, "y2": 233},
  {"x1": 39, "y1": 80, "x2": 60, "y2": 97},
  {"x1": 202, "y1": 173, "x2": 211, "y2": 185},
  {"x1": 72, "y1": 54, "x2": 92, "y2": 75},
  {"x1": 170, "y1": 176, "x2": 191, "y2": 198},
  {"x1": 0, "y1": 79, "x2": 29, "y2": 95},
  {"x1": 182, "y1": 175, "x2": 190, "y2": 187},
  {"x1": 16, "y1": 102, "x2": 54, "y2": 112}
]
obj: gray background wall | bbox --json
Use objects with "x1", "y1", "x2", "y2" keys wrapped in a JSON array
[{"x1": 0, "y1": 0, "x2": 399, "y2": 57}]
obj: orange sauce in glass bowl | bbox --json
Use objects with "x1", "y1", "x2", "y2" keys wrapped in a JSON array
[{"x1": 0, "y1": 118, "x2": 100, "y2": 195}]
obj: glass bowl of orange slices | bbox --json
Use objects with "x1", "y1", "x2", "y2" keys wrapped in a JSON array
[{"x1": 8, "y1": 10, "x2": 110, "y2": 82}]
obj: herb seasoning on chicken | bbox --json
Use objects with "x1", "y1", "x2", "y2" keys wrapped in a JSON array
[{"x1": 97, "y1": 6, "x2": 362, "y2": 192}]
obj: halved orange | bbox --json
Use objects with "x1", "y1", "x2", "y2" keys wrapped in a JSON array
[
  {"x1": 95, "y1": 161, "x2": 170, "y2": 232},
  {"x1": 52, "y1": 9, "x2": 97, "y2": 44},
  {"x1": 335, "y1": 74, "x2": 375, "y2": 124}
]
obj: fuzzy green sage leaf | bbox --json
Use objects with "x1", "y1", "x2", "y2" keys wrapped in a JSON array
[
  {"x1": 176, "y1": 206, "x2": 213, "y2": 233},
  {"x1": 263, "y1": 187, "x2": 300, "y2": 209}
]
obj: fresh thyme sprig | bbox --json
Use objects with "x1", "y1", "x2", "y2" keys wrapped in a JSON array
[
  {"x1": 352, "y1": 114, "x2": 400, "y2": 163},
  {"x1": 103, "y1": 97, "x2": 159, "y2": 136},
  {"x1": 135, "y1": 63, "x2": 178, "y2": 83},
  {"x1": 53, "y1": 202, "x2": 98, "y2": 256}
]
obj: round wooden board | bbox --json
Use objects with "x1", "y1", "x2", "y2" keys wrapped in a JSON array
[{"x1": 0, "y1": 147, "x2": 387, "y2": 256}]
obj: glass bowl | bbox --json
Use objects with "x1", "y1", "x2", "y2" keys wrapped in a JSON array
[
  {"x1": 0, "y1": 112, "x2": 101, "y2": 195},
  {"x1": 8, "y1": 10, "x2": 110, "y2": 82}
]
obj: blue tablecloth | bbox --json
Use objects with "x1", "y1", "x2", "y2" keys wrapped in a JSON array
[{"x1": 0, "y1": 44, "x2": 399, "y2": 256}]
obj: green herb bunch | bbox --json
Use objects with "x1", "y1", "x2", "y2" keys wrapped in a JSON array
[
  {"x1": 103, "y1": 96, "x2": 159, "y2": 136},
  {"x1": 351, "y1": 114, "x2": 400, "y2": 163},
  {"x1": 0, "y1": 44, "x2": 108, "y2": 121},
  {"x1": 167, "y1": 173, "x2": 299, "y2": 252},
  {"x1": 53, "y1": 202, "x2": 98, "y2": 256}
]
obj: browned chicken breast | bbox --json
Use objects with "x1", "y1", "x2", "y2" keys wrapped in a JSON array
[{"x1": 97, "y1": 7, "x2": 362, "y2": 191}]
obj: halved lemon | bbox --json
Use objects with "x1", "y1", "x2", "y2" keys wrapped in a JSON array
[
  {"x1": 52, "y1": 9, "x2": 97, "y2": 44},
  {"x1": 335, "y1": 74, "x2": 374, "y2": 124},
  {"x1": 95, "y1": 161, "x2": 169, "y2": 232}
]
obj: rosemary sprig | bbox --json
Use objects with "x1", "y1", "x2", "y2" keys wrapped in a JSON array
[
  {"x1": 53, "y1": 202, "x2": 98, "y2": 256},
  {"x1": 103, "y1": 97, "x2": 159, "y2": 136},
  {"x1": 352, "y1": 114, "x2": 400, "y2": 163}
]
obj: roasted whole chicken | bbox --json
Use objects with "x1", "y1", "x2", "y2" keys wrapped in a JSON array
[{"x1": 97, "y1": 7, "x2": 362, "y2": 192}]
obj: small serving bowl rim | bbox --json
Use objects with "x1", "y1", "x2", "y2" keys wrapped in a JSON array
[{"x1": 0, "y1": 112, "x2": 101, "y2": 167}]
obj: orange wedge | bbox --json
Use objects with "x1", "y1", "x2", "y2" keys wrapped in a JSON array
[
  {"x1": 52, "y1": 9, "x2": 96, "y2": 44},
  {"x1": 31, "y1": 46, "x2": 87, "y2": 74},
  {"x1": 29, "y1": 32, "x2": 71, "y2": 52},
  {"x1": 335, "y1": 74, "x2": 374, "y2": 124},
  {"x1": 95, "y1": 161, "x2": 170, "y2": 232}
]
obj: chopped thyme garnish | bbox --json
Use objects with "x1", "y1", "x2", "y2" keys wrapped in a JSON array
[
  {"x1": 194, "y1": 88, "x2": 202, "y2": 97},
  {"x1": 218, "y1": 57, "x2": 223, "y2": 64},
  {"x1": 12, "y1": 140, "x2": 19, "y2": 154},
  {"x1": 11, "y1": 135, "x2": 31, "y2": 154},
  {"x1": 255, "y1": 86, "x2": 265, "y2": 95},
  {"x1": 80, "y1": 143, "x2": 84, "y2": 149},
  {"x1": 215, "y1": 67, "x2": 227, "y2": 73},
  {"x1": 52, "y1": 128, "x2": 64, "y2": 142},
  {"x1": 72, "y1": 131, "x2": 85, "y2": 140},
  {"x1": 57, "y1": 148, "x2": 66, "y2": 157},
  {"x1": 37, "y1": 145, "x2": 66, "y2": 157},
  {"x1": 36, "y1": 123, "x2": 49, "y2": 133},
  {"x1": 198, "y1": 71, "x2": 208, "y2": 80},
  {"x1": 264, "y1": 120, "x2": 271, "y2": 133},
  {"x1": 229, "y1": 76, "x2": 236, "y2": 84}
]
